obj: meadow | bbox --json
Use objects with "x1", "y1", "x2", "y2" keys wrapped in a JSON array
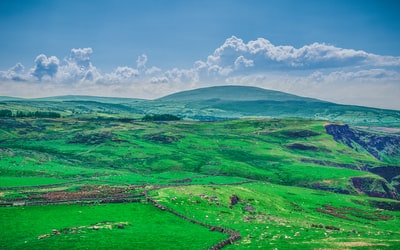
[
  {"x1": 0, "y1": 203, "x2": 226, "y2": 249},
  {"x1": 1, "y1": 112, "x2": 400, "y2": 249}
]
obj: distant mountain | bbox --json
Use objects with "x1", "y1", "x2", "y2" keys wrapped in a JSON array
[
  {"x1": 143, "y1": 85, "x2": 400, "y2": 125},
  {"x1": 33, "y1": 95, "x2": 142, "y2": 104},
  {"x1": 158, "y1": 85, "x2": 323, "y2": 102},
  {"x1": 0, "y1": 95, "x2": 143, "y2": 117},
  {"x1": 0, "y1": 96, "x2": 25, "y2": 101},
  {"x1": 1, "y1": 86, "x2": 400, "y2": 126}
]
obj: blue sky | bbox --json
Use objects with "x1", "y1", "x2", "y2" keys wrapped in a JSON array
[{"x1": 1, "y1": 0, "x2": 400, "y2": 109}]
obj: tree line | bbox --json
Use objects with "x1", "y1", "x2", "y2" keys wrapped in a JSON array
[
  {"x1": 142, "y1": 114, "x2": 181, "y2": 121},
  {"x1": 0, "y1": 109, "x2": 61, "y2": 118}
]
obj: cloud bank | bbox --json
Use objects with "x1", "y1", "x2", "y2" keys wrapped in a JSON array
[{"x1": 1, "y1": 36, "x2": 399, "y2": 109}]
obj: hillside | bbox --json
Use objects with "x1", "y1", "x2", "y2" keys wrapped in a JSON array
[
  {"x1": 142, "y1": 86, "x2": 400, "y2": 125},
  {"x1": 0, "y1": 96, "x2": 24, "y2": 101},
  {"x1": 1, "y1": 116, "x2": 400, "y2": 249},
  {"x1": 0, "y1": 116, "x2": 399, "y2": 197},
  {"x1": 33, "y1": 95, "x2": 142, "y2": 104},
  {"x1": 1, "y1": 86, "x2": 400, "y2": 126},
  {"x1": 158, "y1": 85, "x2": 322, "y2": 102}
]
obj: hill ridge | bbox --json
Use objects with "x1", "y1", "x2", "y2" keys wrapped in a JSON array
[{"x1": 158, "y1": 85, "x2": 325, "y2": 103}]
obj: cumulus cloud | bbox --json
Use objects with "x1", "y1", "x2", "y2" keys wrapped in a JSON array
[
  {"x1": 164, "y1": 68, "x2": 199, "y2": 84},
  {"x1": 59, "y1": 47, "x2": 101, "y2": 83},
  {"x1": 69, "y1": 48, "x2": 93, "y2": 68},
  {"x1": 1, "y1": 36, "x2": 400, "y2": 109},
  {"x1": 11, "y1": 63, "x2": 25, "y2": 73},
  {"x1": 150, "y1": 76, "x2": 169, "y2": 84},
  {"x1": 31, "y1": 54, "x2": 60, "y2": 80},
  {"x1": 145, "y1": 66, "x2": 162, "y2": 75},
  {"x1": 103, "y1": 66, "x2": 139, "y2": 84},
  {"x1": 0, "y1": 63, "x2": 26, "y2": 81},
  {"x1": 136, "y1": 54, "x2": 148, "y2": 69},
  {"x1": 200, "y1": 36, "x2": 400, "y2": 75},
  {"x1": 234, "y1": 56, "x2": 254, "y2": 69}
]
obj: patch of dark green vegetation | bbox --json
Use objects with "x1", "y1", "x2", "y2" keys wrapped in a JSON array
[
  {"x1": 142, "y1": 133, "x2": 184, "y2": 144},
  {"x1": 68, "y1": 132, "x2": 113, "y2": 145},
  {"x1": 0, "y1": 109, "x2": 61, "y2": 118},
  {"x1": 142, "y1": 113, "x2": 181, "y2": 121},
  {"x1": 286, "y1": 143, "x2": 320, "y2": 151}
]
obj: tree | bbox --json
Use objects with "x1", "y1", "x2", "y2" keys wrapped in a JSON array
[
  {"x1": 0, "y1": 109, "x2": 12, "y2": 117},
  {"x1": 142, "y1": 114, "x2": 181, "y2": 121}
]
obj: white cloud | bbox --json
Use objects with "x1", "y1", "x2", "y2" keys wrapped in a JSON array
[
  {"x1": 200, "y1": 36, "x2": 400, "y2": 75},
  {"x1": 31, "y1": 54, "x2": 60, "y2": 80},
  {"x1": 164, "y1": 68, "x2": 199, "y2": 84},
  {"x1": 69, "y1": 48, "x2": 93, "y2": 68},
  {"x1": 102, "y1": 66, "x2": 139, "y2": 84},
  {"x1": 234, "y1": 56, "x2": 254, "y2": 69},
  {"x1": 59, "y1": 47, "x2": 101, "y2": 83},
  {"x1": 304, "y1": 68, "x2": 400, "y2": 85},
  {"x1": 145, "y1": 66, "x2": 162, "y2": 75},
  {"x1": 150, "y1": 76, "x2": 169, "y2": 84},
  {"x1": 1, "y1": 36, "x2": 399, "y2": 109},
  {"x1": 136, "y1": 54, "x2": 148, "y2": 69},
  {"x1": 0, "y1": 63, "x2": 26, "y2": 81},
  {"x1": 224, "y1": 68, "x2": 400, "y2": 110}
]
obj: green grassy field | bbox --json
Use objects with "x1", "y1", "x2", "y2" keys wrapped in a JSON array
[
  {"x1": 1, "y1": 115, "x2": 399, "y2": 249},
  {"x1": 0, "y1": 203, "x2": 226, "y2": 250},
  {"x1": 154, "y1": 182, "x2": 400, "y2": 249}
]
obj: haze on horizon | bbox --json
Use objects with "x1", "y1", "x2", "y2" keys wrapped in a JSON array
[{"x1": 1, "y1": 0, "x2": 399, "y2": 110}]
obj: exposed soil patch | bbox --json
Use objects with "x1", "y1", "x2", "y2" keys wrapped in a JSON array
[
  {"x1": 28, "y1": 185, "x2": 137, "y2": 201},
  {"x1": 171, "y1": 178, "x2": 192, "y2": 183},
  {"x1": 68, "y1": 132, "x2": 113, "y2": 145},
  {"x1": 316, "y1": 204, "x2": 393, "y2": 221},
  {"x1": 300, "y1": 158, "x2": 358, "y2": 170},
  {"x1": 351, "y1": 177, "x2": 397, "y2": 199},
  {"x1": 286, "y1": 143, "x2": 320, "y2": 151},
  {"x1": 282, "y1": 130, "x2": 320, "y2": 138},
  {"x1": 307, "y1": 182, "x2": 351, "y2": 195},
  {"x1": 337, "y1": 241, "x2": 388, "y2": 247},
  {"x1": 143, "y1": 133, "x2": 183, "y2": 144},
  {"x1": 369, "y1": 200, "x2": 400, "y2": 211},
  {"x1": 229, "y1": 194, "x2": 240, "y2": 207},
  {"x1": 311, "y1": 224, "x2": 340, "y2": 231}
]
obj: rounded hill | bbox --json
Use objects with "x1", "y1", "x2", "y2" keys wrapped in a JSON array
[{"x1": 158, "y1": 85, "x2": 323, "y2": 103}]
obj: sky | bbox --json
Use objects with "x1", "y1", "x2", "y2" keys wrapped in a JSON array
[{"x1": 0, "y1": 0, "x2": 400, "y2": 109}]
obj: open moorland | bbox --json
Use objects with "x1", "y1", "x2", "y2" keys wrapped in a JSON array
[{"x1": 1, "y1": 86, "x2": 400, "y2": 249}]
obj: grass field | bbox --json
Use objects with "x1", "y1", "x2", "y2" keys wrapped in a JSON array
[
  {"x1": 0, "y1": 203, "x2": 226, "y2": 250},
  {"x1": 1, "y1": 115, "x2": 399, "y2": 249},
  {"x1": 154, "y1": 183, "x2": 400, "y2": 249}
]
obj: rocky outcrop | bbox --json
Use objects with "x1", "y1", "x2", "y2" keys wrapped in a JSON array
[
  {"x1": 325, "y1": 124, "x2": 400, "y2": 161},
  {"x1": 351, "y1": 176, "x2": 398, "y2": 200},
  {"x1": 369, "y1": 166, "x2": 400, "y2": 182},
  {"x1": 326, "y1": 124, "x2": 400, "y2": 197}
]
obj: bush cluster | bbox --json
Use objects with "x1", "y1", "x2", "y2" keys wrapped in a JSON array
[
  {"x1": 0, "y1": 109, "x2": 61, "y2": 118},
  {"x1": 142, "y1": 114, "x2": 181, "y2": 121}
]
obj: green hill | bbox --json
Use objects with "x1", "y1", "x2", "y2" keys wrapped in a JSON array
[
  {"x1": 0, "y1": 96, "x2": 24, "y2": 101},
  {"x1": 2, "y1": 86, "x2": 400, "y2": 126},
  {"x1": 142, "y1": 85, "x2": 400, "y2": 126},
  {"x1": 1, "y1": 87, "x2": 400, "y2": 249},
  {"x1": 1, "y1": 112, "x2": 400, "y2": 248},
  {"x1": 33, "y1": 95, "x2": 142, "y2": 104},
  {"x1": 159, "y1": 85, "x2": 322, "y2": 102}
]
